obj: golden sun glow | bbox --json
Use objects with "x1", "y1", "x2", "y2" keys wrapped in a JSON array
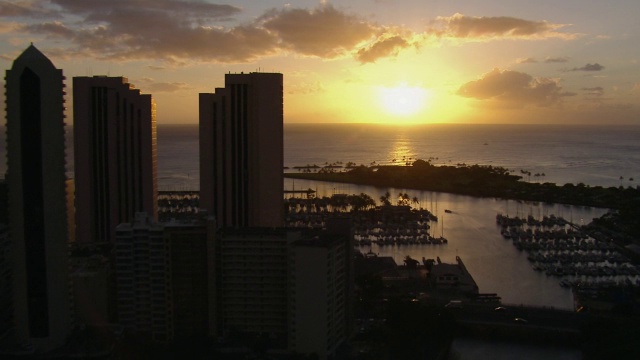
[{"x1": 378, "y1": 83, "x2": 432, "y2": 116}]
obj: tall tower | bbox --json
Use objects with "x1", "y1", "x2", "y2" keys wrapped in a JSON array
[
  {"x1": 5, "y1": 44, "x2": 70, "y2": 351},
  {"x1": 73, "y1": 76, "x2": 157, "y2": 243},
  {"x1": 199, "y1": 72, "x2": 284, "y2": 228}
]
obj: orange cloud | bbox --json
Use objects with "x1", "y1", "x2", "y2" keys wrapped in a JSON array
[
  {"x1": 261, "y1": 5, "x2": 375, "y2": 58},
  {"x1": 457, "y1": 68, "x2": 572, "y2": 107},
  {"x1": 431, "y1": 13, "x2": 578, "y2": 40},
  {"x1": 355, "y1": 35, "x2": 412, "y2": 63}
]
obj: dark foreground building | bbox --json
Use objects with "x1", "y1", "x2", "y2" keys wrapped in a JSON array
[
  {"x1": 4, "y1": 44, "x2": 71, "y2": 352},
  {"x1": 73, "y1": 76, "x2": 158, "y2": 243},
  {"x1": 199, "y1": 72, "x2": 284, "y2": 228}
]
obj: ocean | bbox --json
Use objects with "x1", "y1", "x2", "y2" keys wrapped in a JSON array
[
  {"x1": 1, "y1": 123, "x2": 637, "y2": 191},
  {"x1": 156, "y1": 123, "x2": 640, "y2": 191}
]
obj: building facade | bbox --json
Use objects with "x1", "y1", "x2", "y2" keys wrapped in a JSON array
[
  {"x1": 213, "y1": 221, "x2": 353, "y2": 359},
  {"x1": 114, "y1": 213, "x2": 171, "y2": 341},
  {"x1": 165, "y1": 216, "x2": 216, "y2": 340},
  {"x1": 0, "y1": 225, "x2": 11, "y2": 340},
  {"x1": 114, "y1": 213, "x2": 216, "y2": 341},
  {"x1": 5, "y1": 44, "x2": 71, "y2": 351},
  {"x1": 74, "y1": 76, "x2": 157, "y2": 243},
  {"x1": 199, "y1": 72, "x2": 284, "y2": 228},
  {"x1": 213, "y1": 228, "x2": 298, "y2": 347},
  {"x1": 289, "y1": 217, "x2": 353, "y2": 359}
]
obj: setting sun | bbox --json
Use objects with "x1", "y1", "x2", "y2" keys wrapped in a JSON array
[{"x1": 378, "y1": 84, "x2": 432, "y2": 117}]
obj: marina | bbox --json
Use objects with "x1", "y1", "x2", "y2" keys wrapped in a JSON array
[
  {"x1": 497, "y1": 213, "x2": 640, "y2": 290},
  {"x1": 284, "y1": 177, "x2": 610, "y2": 309},
  {"x1": 286, "y1": 196, "x2": 448, "y2": 246}
]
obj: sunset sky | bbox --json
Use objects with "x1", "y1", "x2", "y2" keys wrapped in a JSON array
[{"x1": 1, "y1": 0, "x2": 640, "y2": 125}]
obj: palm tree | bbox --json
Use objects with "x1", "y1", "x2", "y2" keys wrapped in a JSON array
[
  {"x1": 396, "y1": 192, "x2": 410, "y2": 206},
  {"x1": 380, "y1": 191, "x2": 391, "y2": 206}
]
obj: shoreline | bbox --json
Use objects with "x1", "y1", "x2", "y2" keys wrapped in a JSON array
[{"x1": 284, "y1": 162, "x2": 638, "y2": 210}]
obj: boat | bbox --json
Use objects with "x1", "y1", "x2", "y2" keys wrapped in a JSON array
[{"x1": 445, "y1": 209, "x2": 452, "y2": 213}]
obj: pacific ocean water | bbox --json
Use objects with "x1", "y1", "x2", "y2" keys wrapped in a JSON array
[{"x1": 155, "y1": 123, "x2": 640, "y2": 191}]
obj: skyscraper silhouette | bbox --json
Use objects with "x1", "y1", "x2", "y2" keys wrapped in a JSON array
[
  {"x1": 73, "y1": 76, "x2": 158, "y2": 243},
  {"x1": 5, "y1": 44, "x2": 70, "y2": 351},
  {"x1": 199, "y1": 72, "x2": 284, "y2": 228}
]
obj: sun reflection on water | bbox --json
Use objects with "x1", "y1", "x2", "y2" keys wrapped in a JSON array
[{"x1": 387, "y1": 134, "x2": 417, "y2": 165}]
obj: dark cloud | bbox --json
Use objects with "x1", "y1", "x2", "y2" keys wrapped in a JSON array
[
  {"x1": 17, "y1": 3, "x2": 384, "y2": 63},
  {"x1": 26, "y1": 21, "x2": 75, "y2": 38},
  {"x1": 21, "y1": 9, "x2": 279, "y2": 63},
  {"x1": 571, "y1": 63, "x2": 604, "y2": 71},
  {"x1": 261, "y1": 5, "x2": 376, "y2": 58},
  {"x1": 51, "y1": 0, "x2": 240, "y2": 20},
  {"x1": 355, "y1": 35, "x2": 411, "y2": 63},
  {"x1": 4, "y1": 2, "x2": 579, "y2": 64},
  {"x1": 0, "y1": 0, "x2": 59, "y2": 18},
  {"x1": 457, "y1": 68, "x2": 566, "y2": 107},
  {"x1": 431, "y1": 13, "x2": 577, "y2": 40}
]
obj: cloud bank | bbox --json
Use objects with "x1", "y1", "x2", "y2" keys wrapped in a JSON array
[
  {"x1": 571, "y1": 63, "x2": 605, "y2": 71},
  {"x1": 2, "y1": 1, "x2": 578, "y2": 64},
  {"x1": 430, "y1": 13, "x2": 578, "y2": 41},
  {"x1": 457, "y1": 68, "x2": 572, "y2": 107}
]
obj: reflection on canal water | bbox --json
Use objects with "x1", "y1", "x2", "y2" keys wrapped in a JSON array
[{"x1": 285, "y1": 178, "x2": 609, "y2": 310}]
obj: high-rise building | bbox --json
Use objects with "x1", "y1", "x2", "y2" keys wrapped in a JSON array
[
  {"x1": 165, "y1": 215, "x2": 216, "y2": 339},
  {"x1": 213, "y1": 228, "x2": 298, "y2": 346},
  {"x1": 4, "y1": 44, "x2": 71, "y2": 351},
  {"x1": 289, "y1": 232, "x2": 351, "y2": 359},
  {"x1": 114, "y1": 212, "x2": 216, "y2": 341},
  {"x1": 114, "y1": 213, "x2": 170, "y2": 341},
  {"x1": 0, "y1": 225, "x2": 11, "y2": 340},
  {"x1": 70, "y1": 253, "x2": 111, "y2": 326},
  {"x1": 199, "y1": 72, "x2": 284, "y2": 228},
  {"x1": 213, "y1": 221, "x2": 353, "y2": 359},
  {"x1": 73, "y1": 76, "x2": 157, "y2": 243}
]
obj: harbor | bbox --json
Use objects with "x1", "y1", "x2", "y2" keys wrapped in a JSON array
[
  {"x1": 158, "y1": 181, "x2": 623, "y2": 310},
  {"x1": 284, "y1": 177, "x2": 610, "y2": 309}
]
